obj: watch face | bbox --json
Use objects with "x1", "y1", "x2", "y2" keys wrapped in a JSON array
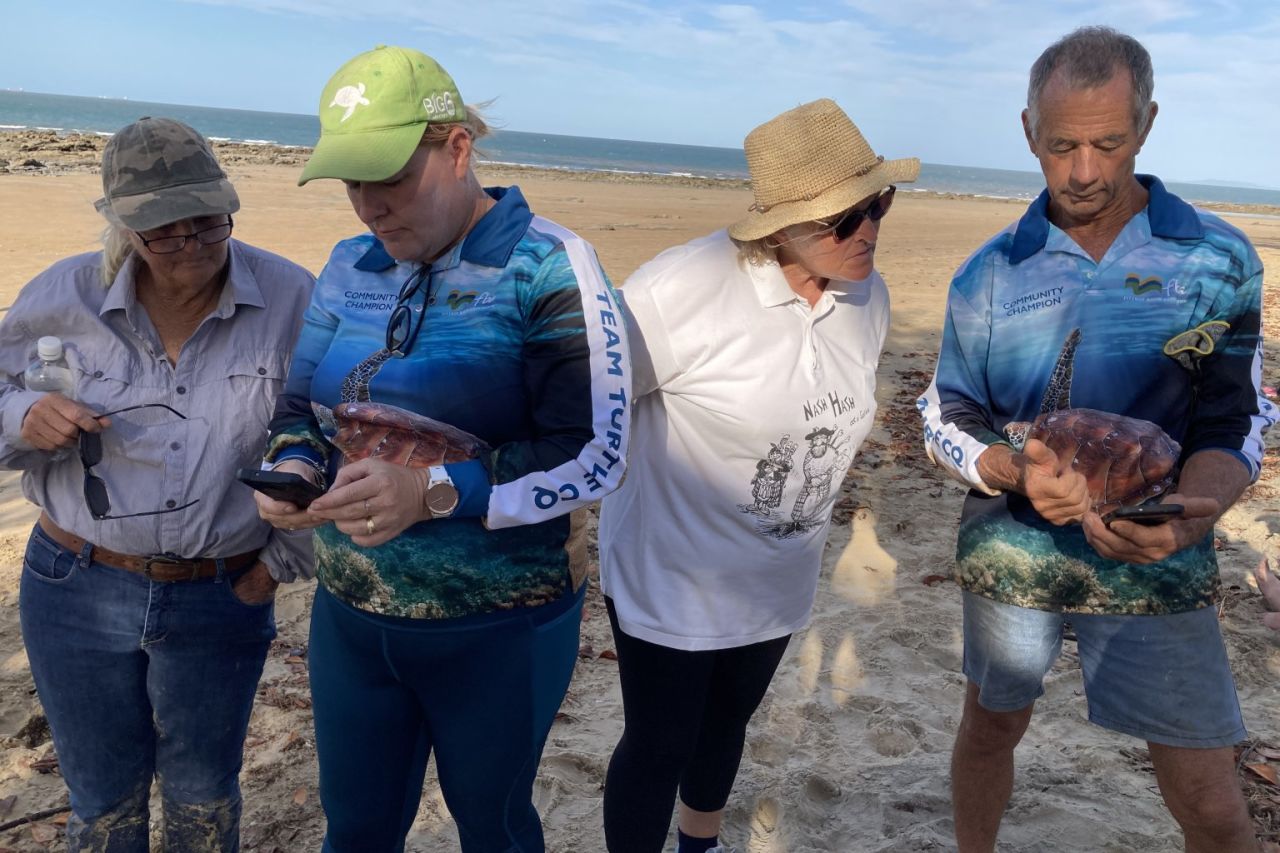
[{"x1": 426, "y1": 483, "x2": 459, "y2": 516}]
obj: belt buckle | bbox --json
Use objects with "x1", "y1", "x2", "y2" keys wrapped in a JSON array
[{"x1": 142, "y1": 553, "x2": 198, "y2": 582}]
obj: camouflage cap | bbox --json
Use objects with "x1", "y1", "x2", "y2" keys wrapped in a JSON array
[
  {"x1": 299, "y1": 45, "x2": 466, "y2": 186},
  {"x1": 94, "y1": 117, "x2": 240, "y2": 232}
]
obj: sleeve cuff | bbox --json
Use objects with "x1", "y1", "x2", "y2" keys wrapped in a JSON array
[
  {"x1": 257, "y1": 529, "x2": 316, "y2": 583},
  {"x1": 1190, "y1": 446, "x2": 1258, "y2": 483},
  {"x1": 1, "y1": 389, "x2": 45, "y2": 452},
  {"x1": 444, "y1": 459, "x2": 493, "y2": 518}
]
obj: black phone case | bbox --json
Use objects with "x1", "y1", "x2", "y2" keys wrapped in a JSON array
[{"x1": 236, "y1": 468, "x2": 325, "y2": 508}]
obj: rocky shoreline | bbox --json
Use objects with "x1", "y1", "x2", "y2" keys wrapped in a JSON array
[{"x1": 4, "y1": 128, "x2": 1278, "y2": 216}]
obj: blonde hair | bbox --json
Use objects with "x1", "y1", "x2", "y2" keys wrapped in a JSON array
[
  {"x1": 420, "y1": 104, "x2": 493, "y2": 148},
  {"x1": 99, "y1": 222, "x2": 135, "y2": 286}
]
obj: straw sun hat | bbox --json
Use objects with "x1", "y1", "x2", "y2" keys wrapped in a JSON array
[{"x1": 728, "y1": 99, "x2": 920, "y2": 242}]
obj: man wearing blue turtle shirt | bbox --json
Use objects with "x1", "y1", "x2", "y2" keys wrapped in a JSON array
[{"x1": 919, "y1": 25, "x2": 1274, "y2": 853}]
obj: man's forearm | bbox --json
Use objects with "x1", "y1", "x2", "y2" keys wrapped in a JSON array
[
  {"x1": 975, "y1": 444, "x2": 1022, "y2": 493},
  {"x1": 1173, "y1": 448, "x2": 1252, "y2": 524}
]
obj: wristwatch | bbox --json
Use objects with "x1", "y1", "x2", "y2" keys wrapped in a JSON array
[{"x1": 424, "y1": 465, "x2": 459, "y2": 519}]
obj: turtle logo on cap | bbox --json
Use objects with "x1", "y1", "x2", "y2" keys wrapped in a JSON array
[{"x1": 330, "y1": 83, "x2": 371, "y2": 122}]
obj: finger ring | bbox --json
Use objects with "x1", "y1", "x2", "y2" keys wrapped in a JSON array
[
  {"x1": 366, "y1": 517, "x2": 376, "y2": 535},
  {"x1": 364, "y1": 498, "x2": 371, "y2": 514}
]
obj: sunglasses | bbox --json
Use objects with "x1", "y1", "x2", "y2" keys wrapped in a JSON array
[
  {"x1": 384, "y1": 265, "x2": 437, "y2": 357},
  {"x1": 79, "y1": 404, "x2": 200, "y2": 520},
  {"x1": 817, "y1": 186, "x2": 897, "y2": 242}
]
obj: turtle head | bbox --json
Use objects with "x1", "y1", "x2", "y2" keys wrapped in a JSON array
[{"x1": 1004, "y1": 422, "x2": 1031, "y2": 452}]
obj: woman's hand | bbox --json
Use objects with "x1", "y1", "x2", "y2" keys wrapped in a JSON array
[
  {"x1": 307, "y1": 458, "x2": 430, "y2": 548},
  {"x1": 1255, "y1": 558, "x2": 1280, "y2": 631},
  {"x1": 21, "y1": 393, "x2": 109, "y2": 451},
  {"x1": 231, "y1": 560, "x2": 280, "y2": 605},
  {"x1": 254, "y1": 459, "x2": 327, "y2": 532}
]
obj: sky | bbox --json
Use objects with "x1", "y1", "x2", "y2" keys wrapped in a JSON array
[{"x1": 2, "y1": 0, "x2": 1277, "y2": 187}]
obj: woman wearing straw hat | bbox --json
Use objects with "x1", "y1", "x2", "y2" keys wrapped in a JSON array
[
  {"x1": 598, "y1": 98, "x2": 918, "y2": 853},
  {"x1": 254, "y1": 45, "x2": 630, "y2": 852}
]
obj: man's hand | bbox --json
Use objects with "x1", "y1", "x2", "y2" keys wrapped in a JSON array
[
  {"x1": 1080, "y1": 449, "x2": 1250, "y2": 565},
  {"x1": 21, "y1": 393, "x2": 109, "y2": 451},
  {"x1": 978, "y1": 439, "x2": 1091, "y2": 525},
  {"x1": 1254, "y1": 558, "x2": 1280, "y2": 631},
  {"x1": 231, "y1": 560, "x2": 279, "y2": 606},
  {"x1": 1081, "y1": 493, "x2": 1219, "y2": 564},
  {"x1": 253, "y1": 459, "x2": 327, "y2": 532}
]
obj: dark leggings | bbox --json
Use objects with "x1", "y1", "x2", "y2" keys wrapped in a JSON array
[{"x1": 603, "y1": 597, "x2": 790, "y2": 853}]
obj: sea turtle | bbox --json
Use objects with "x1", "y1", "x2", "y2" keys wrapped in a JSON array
[
  {"x1": 1003, "y1": 328, "x2": 1181, "y2": 516},
  {"x1": 329, "y1": 83, "x2": 371, "y2": 123},
  {"x1": 318, "y1": 348, "x2": 490, "y2": 468}
]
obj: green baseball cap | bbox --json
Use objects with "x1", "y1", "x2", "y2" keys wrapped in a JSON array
[{"x1": 299, "y1": 45, "x2": 466, "y2": 186}]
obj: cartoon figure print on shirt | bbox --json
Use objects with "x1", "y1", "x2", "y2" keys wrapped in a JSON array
[
  {"x1": 742, "y1": 434, "x2": 798, "y2": 517},
  {"x1": 740, "y1": 427, "x2": 849, "y2": 540},
  {"x1": 792, "y1": 427, "x2": 850, "y2": 522}
]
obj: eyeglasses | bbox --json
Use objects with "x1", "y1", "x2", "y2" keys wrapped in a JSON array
[
  {"x1": 384, "y1": 265, "x2": 437, "y2": 357},
  {"x1": 79, "y1": 404, "x2": 200, "y2": 520},
  {"x1": 814, "y1": 186, "x2": 896, "y2": 242},
  {"x1": 136, "y1": 216, "x2": 234, "y2": 255}
]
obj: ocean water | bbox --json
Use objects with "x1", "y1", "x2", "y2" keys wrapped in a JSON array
[{"x1": 4, "y1": 89, "x2": 1279, "y2": 208}]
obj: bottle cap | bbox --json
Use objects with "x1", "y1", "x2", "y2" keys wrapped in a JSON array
[{"x1": 37, "y1": 336, "x2": 64, "y2": 361}]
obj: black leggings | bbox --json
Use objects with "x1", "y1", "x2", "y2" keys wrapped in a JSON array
[{"x1": 603, "y1": 597, "x2": 790, "y2": 853}]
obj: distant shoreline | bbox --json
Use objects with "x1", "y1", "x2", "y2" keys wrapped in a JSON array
[{"x1": 3, "y1": 128, "x2": 1278, "y2": 217}]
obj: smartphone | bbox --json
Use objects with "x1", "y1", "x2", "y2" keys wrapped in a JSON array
[
  {"x1": 236, "y1": 467, "x2": 325, "y2": 508},
  {"x1": 1101, "y1": 503, "x2": 1185, "y2": 527}
]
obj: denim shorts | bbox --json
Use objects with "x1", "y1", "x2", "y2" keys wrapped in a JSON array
[{"x1": 962, "y1": 591, "x2": 1246, "y2": 748}]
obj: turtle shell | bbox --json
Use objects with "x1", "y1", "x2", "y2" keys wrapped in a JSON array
[
  {"x1": 1025, "y1": 407, "x2": 1181, "y2": 515},
  {"x1": 332, "y1": 401, "x2": 490, "y2": 467}
]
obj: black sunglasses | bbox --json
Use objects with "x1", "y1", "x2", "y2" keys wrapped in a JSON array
[
  {"x1": 79, "y1": 404, "x2": 200, "y2": 520},
  {"x1": 823, "y1": 186, "x2": 897, "y2": 242},
  {"x1": 384, "y1": 265, "x2": 437, "y2": 357}
]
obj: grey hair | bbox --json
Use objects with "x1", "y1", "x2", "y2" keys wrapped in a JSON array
[
  {"x1": 730, "y1": 235, "x2": 778, "y2": 266},
  {"x1": 99, "y1": 222, "x2": 135, "y2": 286},
  {"x1": 1026, "y1": 26, "x2": 1154, "y2": 139}
]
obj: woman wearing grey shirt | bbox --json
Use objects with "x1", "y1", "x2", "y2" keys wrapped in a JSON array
[{"x1": 0, "y1": 118, "x2": 313, "y2": 852}]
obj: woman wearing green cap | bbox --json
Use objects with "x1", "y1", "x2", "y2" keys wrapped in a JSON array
[
  {"x1": 0, "y1": 117, "x2": 314, "y2": 851},
  {"x1": 253, "y1": 46, "x2": 631, "y2": 852}
]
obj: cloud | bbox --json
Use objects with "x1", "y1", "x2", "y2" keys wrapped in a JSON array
[{"x1": 175, "y1": 0, "x2": 1280, "y2": 183}]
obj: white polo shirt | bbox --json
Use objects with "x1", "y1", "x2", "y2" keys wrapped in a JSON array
[{"x1": 599, "y1": 230, "x2": 888, "y2": 651}]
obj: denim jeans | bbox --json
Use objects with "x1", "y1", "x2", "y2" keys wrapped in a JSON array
[
  {"x1": 310, "y1": 583, "x2": 584, "y2": 853},
  {"x1": 18, "y1": 522, "x2": 276, "y2": 852}
]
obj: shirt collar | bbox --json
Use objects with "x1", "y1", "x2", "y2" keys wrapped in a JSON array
[
  {"x1": 353, "y1": 185, "x2": 534, "y2": 273},
  {"x1": 99, "y1": 239, "x2": 264, "y2": 318},
  {"x1": 749, "y1": 260, "x2": 801, "y2": 308},
  {"x1": 748, "y1": 258, "x2": 873, "y2": 312},
  {"x1": 1008, "y1": 174, "x2": 1203, "y2": 264}
]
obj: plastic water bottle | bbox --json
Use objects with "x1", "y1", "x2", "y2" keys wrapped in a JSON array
[{"x1": 24, "y1": 336, "x2": 78, "y2": 459}]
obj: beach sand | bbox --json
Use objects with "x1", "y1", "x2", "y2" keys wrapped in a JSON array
[{"x1": 0, "y1": 138, "x2": 1278, "y2": 851}]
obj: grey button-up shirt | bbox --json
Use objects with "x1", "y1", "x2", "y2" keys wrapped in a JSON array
[{"x1": 0, "y1": 240, "x2": 315, "y2": 581}]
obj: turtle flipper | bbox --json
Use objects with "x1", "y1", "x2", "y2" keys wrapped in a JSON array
[
  {"x1": 340, "y1": 348, "x2": 396, "y2": 404},
  {"x1": 1038, "y1": 328, "x2": 1081, "y2": 415}
]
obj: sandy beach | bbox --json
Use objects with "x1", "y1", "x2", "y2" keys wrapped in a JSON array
[{"x1": 0, "y1": 133, "x2": 1277, "y2": 852}]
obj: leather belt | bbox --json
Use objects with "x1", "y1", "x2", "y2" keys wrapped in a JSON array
[{"x1": 38, "y1": 512, "x2": 259, "y2": 582}]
